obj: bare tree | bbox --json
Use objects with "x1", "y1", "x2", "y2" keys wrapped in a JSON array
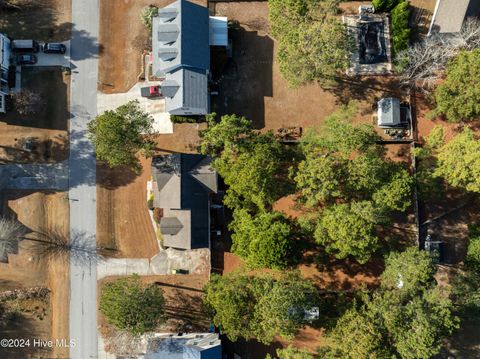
[
  {"x1": 0, "y1": 217, "x2": 112, "y2": 265},
  {"x1": 397, "y1": 18, "x2": 480, "y2": 91},
  {"x1": 11, "y1": 89, "x2": 46, "y2": 115}
]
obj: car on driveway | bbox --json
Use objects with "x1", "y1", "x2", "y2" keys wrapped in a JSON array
[
  {"x1": 16, "y1": 54, "x2": 37, "y2": 65},
  {"x1": 42, "y1": 43, "x2": 67, "y2": 54}
]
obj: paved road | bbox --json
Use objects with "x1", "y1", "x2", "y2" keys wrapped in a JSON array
[
  {"x1": 69, "y1": 0, "x2": 99, "y2": 358},
  {"x1": 0, "y1": 162, "x2": 68, "y2": 190}
]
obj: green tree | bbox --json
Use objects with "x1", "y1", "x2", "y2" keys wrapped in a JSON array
[
  {"x1": 99, "y1": 275, "x2": 165, "y2": 335},
  {"x1": 88, "y1": 100, "x2": 154, "y2": 173},
  {"x1": 414, "y1": 126, "x2": 445, "y2": 199},
  {"x1": 466, "y1": 226, "x2": 480, "y2": 272},
  {"x1": 372, "y1": 168, "x2": 413, "y2": 212},
  {"x1": 230, "y1": 209, "x2": 293, "y2": 269},
  {"x1": 431, "y1": 49, "x2": 480, "y2": 122},
  {"x1": 198, "y1": 113, "x2": 254, "y2": 157},
  {"x1": 268, "y1": 0, "x2": 351, "y2": 87},
  {"x1": 391, "y1": 1, "x2": 410, "y2": 54},
  {"x1": 214, "y1": 133, "x2": 286, "y2": 211},
  {"x1": 452, "y1": 225, "x2": 480, "y2": 317},
  {"x1": 314, "y1": 202, "x2": 380, "y2": 263},
  {"x1": 372, "y1": 0, "x2": 402, "y2": 11},
  {"x1": 294, "y1": 154, "x2": 344, "y2": 206},
  {"x1": 266, "y1": 345, "x2": 316, "y2": 359},
  {"x1": 322, "y1": 256, "x2": 459, "y2": 358},
  {"x1": 204, "y1": 272, "x2": 319, "y2": 344},
  {"x1": 434, "y1": 128, "x2": 480, "y2": 192},
  {"x1": 203, "y1": 273, "x2": 255, "y2": 341},
  {"x1": 380, "y1": 247, "x2": 435, "y2": 295},
  {"x1": 322, "y1": 303, "x2": 390, "y2": 359}
]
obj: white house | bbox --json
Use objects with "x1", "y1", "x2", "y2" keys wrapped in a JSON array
[{"x1": 0, "y1": 33, "x2": 11, "y2": 113}]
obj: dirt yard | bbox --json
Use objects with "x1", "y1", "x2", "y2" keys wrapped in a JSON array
[
  {"x1": 211, "y1": 2, "x2": 405, "y2": 132},
  {"x1": 99, "y1": 274, "x2": 209, "y2": 355},
  {"x1": 98, "y1": 0, "x2": 207, "y2": 94},
  {"x1": 0, "y1": 190, "x2": 69, "y2": 359},
  {"x1": 0, "y1": 67, "x2": 70, "y2": 164},
  {"x1": 0, "y1": 0, "x2": 71, "y2": 41}
]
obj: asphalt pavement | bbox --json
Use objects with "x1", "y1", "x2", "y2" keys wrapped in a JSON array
[{"x1": 68, "y1": 0, "x2": 99, "y2": 358}]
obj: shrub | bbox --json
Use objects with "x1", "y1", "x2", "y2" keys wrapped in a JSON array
[
  {"x1": 140, "y1": 5, "x2": 158, "y2": 29},
  {"x1": 99, "y1": 275, "x2": 165, "y2": 335},
  {"x1": 170, "y1": 115, "x2": 200, "y2": 124},
  {"x1": 391, "y1": 1, "x2": 411, "y2": 54},
  {"x1": 372, "y1": 0, "x2": 401, "y2": 12},
  {"x1": 466, "y1": 226, "x2": 480, "y2": 272}
]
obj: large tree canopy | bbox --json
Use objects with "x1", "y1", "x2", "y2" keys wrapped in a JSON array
[
  {"x1": 198, "y1": 113, "x2": 253, "y2": 157},
  {"x1": 200, "y1": 115, "x2": 287, "y2": 212},
  {"x1": 434, "y1": 128, "x2": 480, "y2": 193},
  {"x1": 314, "y1": 202, "x2": 380, "y2": 263},
  {"x1": 431, "y1": 49, "x2": 480, "y2": 122},
  {"x1": 380, "y1": 247, "x2": 436, "y2": 295},
  {"x1": 268, "y1": 0, "x2": 351, "y2": 87},
  {"x1": 321, "y1": 249, "x2": 459, "y2": 358},
  {"x1": 203, "y1": 272, "x2": 319, "y2": 344},
  {"x1": 214, "y1": 134, "x2": 286, "y2": 211},
  {"x1": 87, "y1": 100, "x2": 155, "y2": 173},
  {"x1": 294, "y1": 104, "x2": 412, "y2": 263},
  {"x1": 99, "y1": 275, "x2": 165, "y2": 335},
  {"x1": 230, "y1": 209, "x2": 293, "y2": 269}
]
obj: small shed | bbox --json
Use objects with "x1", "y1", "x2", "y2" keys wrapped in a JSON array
[{"x1": 377, "y1": 97, "x2": 401, "y2": 128}]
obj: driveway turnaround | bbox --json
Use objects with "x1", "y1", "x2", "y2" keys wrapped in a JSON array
[{"x1": 69, "y1": 0, "x2": 99, "y2": 358}]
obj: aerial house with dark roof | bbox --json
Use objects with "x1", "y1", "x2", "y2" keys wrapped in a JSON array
[{"x1": 151, "y1": 154, "x2": 218, "y2": 250}]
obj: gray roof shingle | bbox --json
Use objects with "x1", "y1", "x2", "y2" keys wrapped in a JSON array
[{"x1": 151, "y1": 154, "x2": 218, "y2": 250}]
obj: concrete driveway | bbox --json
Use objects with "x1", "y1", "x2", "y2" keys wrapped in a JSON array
[
  {"x1": 24, "y1": 41, "x2": 71, "y2": 68},
  {"x1": 97, "y1": 82, "x2": 173, "y2": 134}
]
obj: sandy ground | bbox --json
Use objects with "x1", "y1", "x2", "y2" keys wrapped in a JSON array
[
  {"x1": 98, "y1": 0, "x2": 206, "y2": 94},
  {"x1": 97, "y1": 157, "x2": 158, "y2": 258},
  {"x1": 0, "y1": 0, "x2": 71, "y2": 42},
  {"x1": 211, "y1": 2, "x2": 405, "y2": 133},
  {"x1": 0, "y1": 191, "x2": 69, "y2": 359}
]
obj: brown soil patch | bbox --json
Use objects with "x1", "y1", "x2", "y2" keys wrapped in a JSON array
[
  {"x1": 0, "y1": 0, "x2": 71, "y2": 42},
  {"x1": 154, "y1": 123, "x2": 207, "y2": 154},
  {"x1": 211, "y1": 2, "x2": 405, "y2": 132},
  {"x1": 0, "y1": 68, "x2": 70, "y2": 164},
  {"x1": 0, "y1": 190, "x2": 69, "y2": 358},
  {"x1": 97, "y1": 157, "x2": 158, "y2": 258},
  {"x1": 98, "y1": 0, "x2": 207, "y2": 94}
]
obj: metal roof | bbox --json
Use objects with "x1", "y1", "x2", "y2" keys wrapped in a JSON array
[
  {"x1": 209, "y1": 16, "x2": 228, "y2": 47},
  {"x1": 377, "y1": 97, "x2": 401, "y2": 127},
  {"x1": 163, "y1": 67, "x2": 209, "y2": 115},
  {"x1": 428, "y1": 0, "x2": 479, "y2": 35},
  {"x1": 152, "y1": 0, "x2": 210, "y2": 77}
]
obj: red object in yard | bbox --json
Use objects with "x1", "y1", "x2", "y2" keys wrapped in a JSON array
[
  {"x1": 140, "y1": 85, "x2": 162, "y2": 98},
  {"x1": 150, "y1": 85, "x2": 160, "y2": 96}
]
